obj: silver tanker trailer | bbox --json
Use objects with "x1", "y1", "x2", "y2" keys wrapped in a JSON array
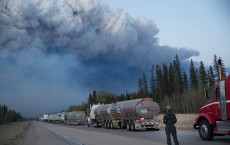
[
  {"x1": 87, "y1": 98, "x2": 160, "y2": 131},
  {"x1": 48, "y1": 112, "x2": 65, "y2": 123},
  {"x1": 65, "y1": 111, "x2": 86, "y2": 125}
]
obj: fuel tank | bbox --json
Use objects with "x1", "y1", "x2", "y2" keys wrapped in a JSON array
[
  {"x1": 94, "y1": 104, "x2": 112, "y2": 119},
  {"x1": 94, "y1": 98, "x2": 160, "y2": 119},
  {"x1": 65, "y1": 111, "x2": 86, "y2": 124}
]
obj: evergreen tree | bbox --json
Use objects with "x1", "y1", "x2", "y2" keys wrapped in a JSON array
[
  {"x1": 213, "y1": 54, "x2": 219, "y2": 79},
  {"x1": 138, "y1": 77, "x2": 144, "y2": 97},
  {"x1": 150, "y1": 65, "x2": 156, "y2": 100},
  {"x1": 92, "y1": 90, "x2": 97, "y2": 104},
  {"x1": 196, "y1": 68, "x2": 200, "y2": 87},
  {"x1": 213, "y1": 55, "x2": 227, "y2": 80},
  {"x1": 218, "y1": 57, "x2": 227, "y2": 80},
  {"x1": 156, "y1": 65, "x2": 163, "y2": 103},
  {"x1": 163, "y1": 64, "x2": 169, "y2": 96},
  {"x1": 199, "y1": 61, "x2": 208, "y2": 88},
  {"x1": 208, "y1": 66, "x2": 215, "y2": 88},
  {"x1": 189, "y1": 59, "x2": 198, "y2": 89},
  {"x1": 168, "y1": 63, "x2": 175, "y2": 97},
  {"x1": 142, "y1": 72, "x2": 149, "y2": 97},
  {"x1": 97, "y1": 91, "x2": 112, "y2": 104},
  {"x1": 183, "y1": 71, "x2": 189, "y2": 92},
  {"x1": 0, "y1": 104, "x2": 23, "y2": 123},
  {"x1": 173, "y1": 55, "x2": 183, "y2": 95},
  {"x1": 88, "y1": 93, "x2": 93, "y2": 105}
]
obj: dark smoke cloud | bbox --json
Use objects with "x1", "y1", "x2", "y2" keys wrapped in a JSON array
[{"x1": 0, "y1": 0, "x2": 199, "y2": 117}]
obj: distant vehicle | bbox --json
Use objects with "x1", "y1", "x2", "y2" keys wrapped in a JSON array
[
  {"x1": 194, "y1": 59, "x2": 230, "y2": 140},
  {"x1": 65, "y1": 111, "x2": 86, "y2": 125},
  {"x1": 42, "y1": 114, "x2": 48, "y2": 122},
  {"x1": 87, "y1": 98, "x2": 160, "y2": 131},
  {"x1": 48, "y1": 114, "x2": 54, "y2": 123},
  {"x1": 43, "y1": 111, "x2": 86, "y2": 125},
  {"x1": 55, "y1": 112, "x2": 65, "y2": 124}
]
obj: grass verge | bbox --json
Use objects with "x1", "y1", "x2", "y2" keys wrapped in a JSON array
[{"x1": 0, "y1": 121, "x2": 31, "y2": 145}]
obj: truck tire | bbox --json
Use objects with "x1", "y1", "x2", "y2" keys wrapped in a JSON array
[
  {"x1": 96, "y1": 121, "x2": 99, "y2": 127},
  {"x1": 87, "y1": 121, "x2": 90, "y2": 127},
  {"x1": 108, "y1": 121, "x2": 112, "y2": 129},
  {"x1": 105, "y1": 121, "x2": 108, "y2": 129},
  {"x1": 131, "y1": 122, "x2": 136, "y2": 131},
  {"x1": 93, "y1": 121, "x2": 99, "y2": 128},
  {"x1": 111, "y1": 122, "x2": 114, "y2": 129},
  {"x1": 126, "y1": 122, "x2": 131, "y2": 131},
  {"x1": 199, "y1": 120, "x2": 214, "y2": 141}
]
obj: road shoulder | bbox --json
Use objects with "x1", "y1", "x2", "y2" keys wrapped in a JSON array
[{"x1": 0, "y1": 121, "x2": 31, "y2": 145}]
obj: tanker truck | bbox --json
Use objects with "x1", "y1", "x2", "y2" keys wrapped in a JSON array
[
  {"x1": 87, "y1": 98, "x2": 160, "y2": 131},
  {"x1": 42, "y1": 114, "x2": 48, "y2": 122},
  {"x1": 48, "y1": 112, "x2": 65, "y2": 124},
  {"x1": 194, "y1": 59, "x2": 230, "y2": 140},
  {"x1": 65, "y1": 111, "x2": 86, "y2": 125}
]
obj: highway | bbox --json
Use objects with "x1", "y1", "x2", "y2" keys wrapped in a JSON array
[{"x1": 21, "y1": 121, "x2": 230, "y2": 145}]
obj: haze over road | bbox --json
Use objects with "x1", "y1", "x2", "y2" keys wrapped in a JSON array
[{"x1": 21, "y1": 121, "x2": 230, "y2": 145}]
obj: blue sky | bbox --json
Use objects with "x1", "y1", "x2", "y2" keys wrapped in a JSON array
[{"x1": 106, "y1": 0, "x2": 230, "y2": 68}]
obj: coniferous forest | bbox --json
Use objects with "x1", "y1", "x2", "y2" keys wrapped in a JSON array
[
  {"x1": 67, "y1": 54, "x2": 227, "y2": 114},
  {"x1": 0, "y1": 104, "x2": 23, "y2": 124}
]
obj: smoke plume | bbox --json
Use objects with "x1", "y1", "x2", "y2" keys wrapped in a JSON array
[{"x1": 0, "y1": 0, "x2": 199, "y2": 116}]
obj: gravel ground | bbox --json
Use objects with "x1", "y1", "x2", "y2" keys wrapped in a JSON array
[{"x1": 0, "y1": 121, "x2": 31, "y2": 145}]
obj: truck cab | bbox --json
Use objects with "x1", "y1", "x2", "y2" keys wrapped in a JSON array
[
  {"x1": 194, "y1": 73, "x2": 230, "y2": 140},
  {"x1": 87, "y1": 103, "x2": 102, "y2": 127}
]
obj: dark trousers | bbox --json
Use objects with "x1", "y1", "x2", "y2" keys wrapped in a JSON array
[{"x1": 165, "y1": 125, "x2": 179, "y2": 145}]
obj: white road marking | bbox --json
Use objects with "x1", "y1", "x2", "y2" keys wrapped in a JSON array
[{"x1": 50, "y1": 130, "x2": 83, "y2": 145}]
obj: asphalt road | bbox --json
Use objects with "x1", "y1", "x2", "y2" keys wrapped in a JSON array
[{"x1": 21, "y1": 121, "x2": 230, "y2": 145}]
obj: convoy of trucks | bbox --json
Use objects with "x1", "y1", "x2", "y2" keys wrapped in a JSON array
[
  {"x1": 87, "y1": 98, "x2": 161, "y2": 131},
  {"x1": 41, "y1": 111, "x2": 86, "y2": 125},
  {"x1": 41, "y1": 98, "x2": 161, "y2": 131},
  {"x1": 40, "y1": 59, "x2": 229, "y2": 141},
  {"x1": 194, "y1": 59, "x2": 230, "y2": 140},
  {"x1": 65, "y1": 111, "x2": 86, "y2": 125}
]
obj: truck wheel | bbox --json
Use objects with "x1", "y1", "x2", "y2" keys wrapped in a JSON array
[
  {"x1": 110, "y1": 122, "x2": 114, "y2": 129},
  {"x1": 131, "y1": 122, "x2": 136, "y2": 131},
  {"x1": 126, "y1": 122, "x2": 131, "y2": 131},
  {"x1": 108, "y1": 121, "x2": 112, "y2": 129},
  {"x1": 96, "y1": 121, "x2": 99, "y2": 127},
  {"x1": 87, "y1": 121, "x2": 90, "y2": 127},
  {"x1": 199, "y1": 120, "x2": 214, "y2": 141},
  {"x1": 105, "y1": 121, "x2": 108, "y2": 129},
  {"x1": 119, "y1": 122, "x2": 123, "y2": 129}
]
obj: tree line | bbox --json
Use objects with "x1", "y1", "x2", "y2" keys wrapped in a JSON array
[
  {"x1": 137, "y1": 54, "x2": 226, "y2": 113},
  {"x1": 66, "y1": 54, "x2": 227, "y2": 114},
  {"x1": 0, "y1": 104, "x2": 23, "y2": 124}
]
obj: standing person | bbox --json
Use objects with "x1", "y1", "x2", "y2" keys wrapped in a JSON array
[{"x1": 163, "y1": 105, "x2": 179, "y2": 145}]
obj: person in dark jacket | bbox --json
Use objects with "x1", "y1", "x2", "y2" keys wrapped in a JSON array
[{"x1": 163, "y1": 105, "x2": 179, "y2": 145}]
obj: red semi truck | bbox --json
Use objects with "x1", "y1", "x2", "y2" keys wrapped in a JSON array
[{"x1": 194, "y1": 60, "x2": 230, "y2": 140}]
